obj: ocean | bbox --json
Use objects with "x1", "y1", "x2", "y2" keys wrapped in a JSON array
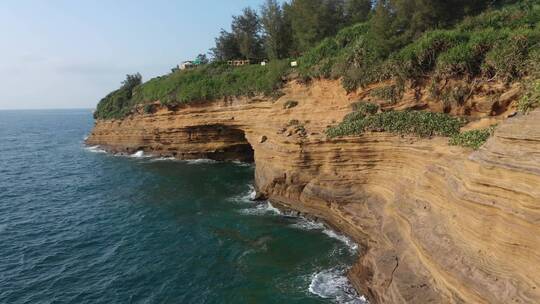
[{"x1": 0, "y1": 109, "x2": 365, "y2": 304}]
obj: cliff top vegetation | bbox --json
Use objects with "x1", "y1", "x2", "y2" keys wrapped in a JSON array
[{"x1": 94, "y1": 0, "x2": 540, "y2": 121}]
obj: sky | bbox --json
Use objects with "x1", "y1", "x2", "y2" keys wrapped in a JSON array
[{"x1": 0, "y1": 0, "x2": 268, "y2": 110}]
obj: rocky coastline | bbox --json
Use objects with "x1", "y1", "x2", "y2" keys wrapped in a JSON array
[{"x1": 86, "y1": 79, "x2": 540, "y2": 304}]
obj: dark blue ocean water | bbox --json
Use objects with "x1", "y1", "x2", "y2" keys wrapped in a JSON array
[{"x1": 0, "y1": 110, "x2": 364, "y2": 304}]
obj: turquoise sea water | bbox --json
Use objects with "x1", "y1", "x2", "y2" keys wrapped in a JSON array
[{"x1": 0, "y1": 110, "x2": 365, "y2": 304}]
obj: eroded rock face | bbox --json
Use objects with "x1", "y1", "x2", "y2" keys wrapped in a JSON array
[{"x1": 86, "y1": 80, "x2": 540, "y2": 304}]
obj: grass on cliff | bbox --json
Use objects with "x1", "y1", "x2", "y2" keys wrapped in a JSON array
[
  {"x1": 326, "y1": 103, "x2": 466, "y2": 138},
  {"x1": 95, "y1": 1, "x2": 540, "y2": 120},
  {"x1": 518, "y1": 80, "x2": 540, "y2": 113},
  {"x1": 328, "y1": 102, "x2": 498, "y2": 150},
  {"x1": 133, "y1": 60, "x2": 289, "y2": 105},
  {"x1": 95, "y1": 60, "x2": 290, "y2": 119},
  {"x1": 449, "y1": 127, "x2": 496, "y2": 149}
]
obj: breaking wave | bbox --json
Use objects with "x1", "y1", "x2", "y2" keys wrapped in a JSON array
[
  {"x1": 84, "y1": 146, "x2": 107, "y2": 154},
  {"x1": 130, "y1": 151, "x2": 146, "y2": 158},
  {"x1": 289, "y1": 216, "x2": 359, "y2": 253},
  {"x1": 185, "y1": 159, "x2": 217, "y2": 165},
  {"x1": 322, "y1": 229, "x2": 359, "y2": 253},
  {"x1": 239, "y1": 201, "x2": 281, "y2": 216},
  {"x1": 309, "y1": 267, "x2": 368, "y2": 304}
]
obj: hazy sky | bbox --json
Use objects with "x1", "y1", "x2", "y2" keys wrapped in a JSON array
[{"x1": 0, "y1": 0, "x2": 267, "y2": 110}]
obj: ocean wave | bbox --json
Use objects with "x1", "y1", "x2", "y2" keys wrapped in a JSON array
[
  {"x1": 309, "y1": 267, "x2": 367, "y2": 304},
  {"x1": 231, "y1": 160, "x2": 254, "y2": 167},
  {"x1": 228, "y1": 184, "x2": 257, "y2": 204},
  {"x1": 289, "y1": 217, "x2": 326, "y2": 231},
  {"x1": 266, "y1": 202, "x2": 281, "y2": 214},
  {"x1": 239, "y1": 201, "x2": 281, "y2": 216},
  {"x1": 323, "y1": 229, "x2": 359, "y2": 253},
  {"x1": 130, "y1": 151, "x2": 146, "y2": 158},
  {"x1": 289, "y1": 217, "x2": 358, "y2": 253},
  {"x1": 0, "y1": 224, "x2": 7, "y2": 233},
  {"x1": 149, "y1": 157, "x2": 177, "y2": 162},
  {"x1": 85, "y1": 146, "x2": 107, "y2": 154},
  {"x1": 185, "y1": 159, "x2": 217, "y2": 165}
]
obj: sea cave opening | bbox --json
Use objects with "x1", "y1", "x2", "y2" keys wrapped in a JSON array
[{"x1": 186, "y1": 124, "x2": 254, "y2": 163}]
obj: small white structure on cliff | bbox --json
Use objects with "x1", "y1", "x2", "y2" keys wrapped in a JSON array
[{"x1": 179, "y1": 61, "x2": 195, "y2": 70}]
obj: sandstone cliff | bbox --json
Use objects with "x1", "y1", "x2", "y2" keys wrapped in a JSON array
[{"x1": 86, "y1": 80, "x2": 540, "y2": 304}]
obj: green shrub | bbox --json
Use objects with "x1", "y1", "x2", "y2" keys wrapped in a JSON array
[
  {"x1": 457, "y1": 4, "x2": 533, "y2": 31},
  {"x1": 518, "y1": 80, "x2": 540, "y2": 113},
  {"x1": 482, "y1": 29, "x2": 540, "y2": 82},
  {"x1": 94, "y1": 86, "x2": 135, "y2": 120},
  {"x1": 327, "y1": 110, "x2": 465, "y2": 138},
  {"x1": 143, "y1": 104, "x2": 154, "y2": 114},
  {"x1": 298, "y1": 23, "x2": 370, "y2": 81},
  {"x1": 370, "y1": 84, "x2": 404, "y2": 104},
  {"x1": 435, "y1": 29, "x2": 502, "y2": 78},
  {"x1": 339, "y1": 102, "x2": 379, "y2": 123},
  {"x1": 440, "y1": 84, "x2": 471, "y2": 109},
  {"x1": 449, "y1": 126, "x2": 496, "y2": 149},
  {"x1": 351, "y1": 101, "x2": 379, "y2": 115},
  {"x1": 298, "y1": 38, "x2": 340, "y2": 79},
  {"x1": 337, "y1": 35, "x2": 388, "y2": 89},
  {"x1": 390, "y1": 30, "x2": 468, "y2": 80}
]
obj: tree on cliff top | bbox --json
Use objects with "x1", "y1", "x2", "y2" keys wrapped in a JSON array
[
  {"x1": 260, "y1": 0, "x2": 292, "y2": 59},
  {"x1": 211, "y1": 29, "x2": 242, "y2": 61},
  {"x1": 344, "y1": 0, "x2": 372, "y2": 24},
  {"x1": 232, "y1": 7, "x2": 264, "y2": 60},
  {"x1": 285, "y1": 0, "x2": 346, "y2": 53},
  {"x1": 122, "y1": 73, "x2": 142, "y2": 91}
]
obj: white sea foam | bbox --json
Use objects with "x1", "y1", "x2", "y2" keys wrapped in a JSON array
[
  {"x1": 323, "y1": 229, "x2": 359, "y2": 253},
  {"x1": 185, "y1": 159, "x2": 217, "y2": 165},
  {"x1": 309, "y1": 268, "x2": 368, "y2": 304},
  {"x1": 149, "y1": 157, "x2": 176, "y2": 162},
  {"x1": 266, "y1": 201, "x2": 282, "y2": 215},
  {"x1": 229, "y1": 184, "x2": 257, "y2": 204},
  {"x1": 231, "y1": 160, "x2": 254, "y2": 167},
  {"x1": 290, "y1": 217, "x2": 325, "y2": 230},
  {"x1": 239, "y1": 201, "x2": 281, "y2": 216},
  {"x1": 85, "y1": 146, "x2": 107, "y2": 154},
  {"x1": 289, "y1": 217, "x2": 358, "y2": 252},
  {"x1": 130, "y1": 151, "x2": 146, "y2": 158}
]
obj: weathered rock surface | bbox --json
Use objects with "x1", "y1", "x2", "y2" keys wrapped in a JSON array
[{"x1": 87, "y1": 80, "x2": 540, "y2": 304}]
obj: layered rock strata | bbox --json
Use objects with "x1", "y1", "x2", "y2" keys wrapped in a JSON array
[{"x1": 87, "y1": 80, "x2": 540, "y2": 304}]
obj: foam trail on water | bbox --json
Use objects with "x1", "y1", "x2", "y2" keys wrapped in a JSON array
[
  {"x1": 289, "y1": 217, "x2": 325, "y2": 230},
  {"x1": 149, "y1": 157, "x2": 176, "y2": 162},
  {"x1": 239, "y1": 201, "x2": 281, "y2": 216},
  {"x1": 289, "y1": 216, "x2": 358, "y2": 252},
  {"x1": 309, "y1": 267, "x2": 368, "y2": 304},
  {"x1": 229, "y1": 184, "x2": 256, "y2": 204},
  {"x1": 323, "y1": 229, "x2": 359, "y2": 253},
  {"x1": 265, "y1": 202, "x2": 281, "y2": 215},
  {"x1": 231, "y1": 160, "x2": 254, "y2": 167},
  {"x1": 185, "y1": 159, "x2": 217, "y2": 165},
  {"x1": 85, "y1": 146, "x2": 107, "y2": 154}
]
